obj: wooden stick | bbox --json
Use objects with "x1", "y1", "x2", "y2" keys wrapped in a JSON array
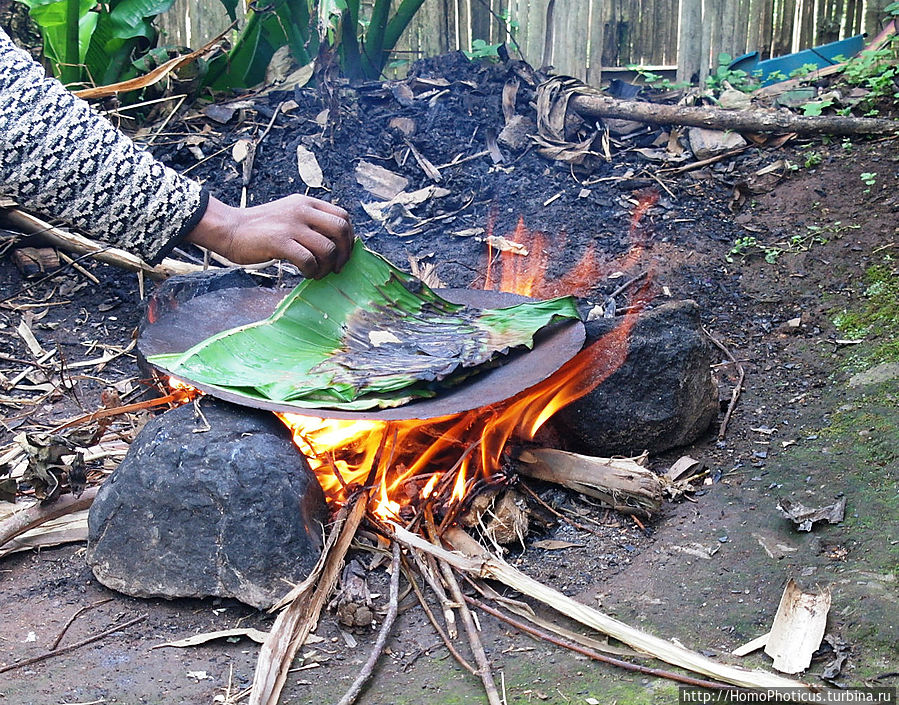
[
  {"x1": 424, "y1": 516, "x2": 502, "y2": 705},
  {"x1": 335, "y1": 540, "x2": 401, "y2": 705},
  {"x1": 390, "y1": 524, "x2": 813, "y2": 691},
  {"x1": 0, "y1": 486, "x2": 98, "y2": 552},
  {"x1": 51, "y1": 391, "x2": 189, "y2": 431},
  {"x1": 0, "y1": 614, "x2": 146, "y2": 674},
  {"x1": 568, "y1": 92, "x2": 899, "y2": 136},
  {"x1": 3, "y1": 209, "x2": 205, "y2": 280},
  {"x1": 252, "y1": 429, "x2": 390, "y2": 705},
  {"x1": 408, "y1": 548, "x2": 458, "y2": 639},
  {"x1": 401, "y1": 558, "x2": 478, "y2": 676},
  {"x1": 250, "y1": 499, "x2": 366, "y2": 705},
  {"x1": 466, "y1": 595, "x2": 735, "y2": 690},
  {"x1": 703, "y1": 328, "x2": 744, "y2": 442},
  {"x1": 657, "y1": 146, "x2": 751, "y2": 175},
  {"x1": 515, "y1": 448, "x2": 662, "y2": 517},
  {"x1": 51, "y1": 598, "x2": 113, "y2": 650}
]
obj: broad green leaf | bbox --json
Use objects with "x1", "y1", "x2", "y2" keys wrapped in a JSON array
[
  {"x1": 24, "y1": 0, "x2": 97, "y2": 66},
  {"x1": 150, "y1": 242, "x2": 581, "y2": 411},
  {"x1": 107, "y1": 0, "x2": 174, "y2": 39}
]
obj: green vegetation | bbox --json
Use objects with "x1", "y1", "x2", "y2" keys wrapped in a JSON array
[
  {"x1": 833, "y1": 258, "x2": 899, "y2": 364},
  {"x1": 803, "y1": 150, "x2": 823, "y2": 167},
  {"x1": 20, "y1": 0, "x2": 175, "y2": 87},
  {"x1": 705, "y1": 52, "x2": 753, "y2": 92},
  {"x1": 204, "y1": 0, "x2": 428, "y2": 90},
  {"x1": 464, "y1": 38, "x2": 502, "y2": 61},
  {"x1": 627, "y1": 64, "x2": 690, "y2": 91},
  {"x1": 727, "y1": 222, "x2": 858, "y2": 264},
  {"x1": 834, "y1": 35, "x2": 899, "y2": 115},
  {"x1": 860, "y1": 171, "x2": 877, "y2": 192}
]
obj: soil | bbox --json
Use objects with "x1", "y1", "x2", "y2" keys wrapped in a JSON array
[{"x1": 1, "y1": 53, "x2": 897, "y2": 704}]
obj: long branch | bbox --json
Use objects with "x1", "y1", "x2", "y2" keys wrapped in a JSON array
[
  {"x1": 390, "y1": 523, "x2": 813, "y2": 691},
  {"x1": 568, "y1": 93, "x2": 899, "y2": 136}
]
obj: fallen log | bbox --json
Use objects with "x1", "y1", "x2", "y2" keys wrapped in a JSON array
[
  {"x1": 515, "y1": 448, "x2": 662, "y2": 517},
  {"x1": 567, "y1": 93, "x2": 899, "y2": 136}
]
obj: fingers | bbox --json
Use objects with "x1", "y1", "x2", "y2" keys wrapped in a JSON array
[
  {"x1": 277, "y1": 229, "x2": 340, "y2": 279},
  {"x1": 292, "y1": 201, "x2": 354, "y2": 272}
]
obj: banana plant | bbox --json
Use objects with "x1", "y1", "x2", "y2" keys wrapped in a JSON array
[
  {"x1": 205, "y1": 0, "x2": 428, "y2": 90},
  {"x1": 20, "y1": 0, "x2": 176, "y2": 87}
]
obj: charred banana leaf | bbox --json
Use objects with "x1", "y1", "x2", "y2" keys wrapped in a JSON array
[{"x1": 149, "y1": 241, "x2": 580, "y2": 411}]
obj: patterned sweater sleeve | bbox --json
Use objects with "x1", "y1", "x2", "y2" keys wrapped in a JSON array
[{"x1": 0, "y1": 28, "x2": 208, "y2": 265}]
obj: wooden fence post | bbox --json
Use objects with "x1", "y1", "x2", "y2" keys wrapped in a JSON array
[{"x1": 677, "y1": 0, "x2": 702, "y2": 82}]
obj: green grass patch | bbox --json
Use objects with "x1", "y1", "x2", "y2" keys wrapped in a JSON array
[{"x1": 833, "y1": 259, "x2": 899, "y2": 366}]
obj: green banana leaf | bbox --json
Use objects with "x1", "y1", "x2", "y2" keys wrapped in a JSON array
[{"x1": 149, "y1": 241, "x2": 581, "y2": 411}]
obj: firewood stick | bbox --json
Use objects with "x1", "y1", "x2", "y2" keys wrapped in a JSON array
[
  {"x1": 567, "y1": 92, "x2": 899, "y2": 136},
  {"x1": 408, "y1": 547, "x2": 459, "y2": 639},
  {"x1": 390, "y1": 523, "x2": 813, "y2": 692},
  {"x1": 335, "y1": 540, "x2": 401, "y2": 705},
  {"x1": 0, "y1": 486, "x2": 98, "y2": 552},
  {"x1": 252, "y1": 430, "x2": 390, "y2": 705},
  {"x1": 251, "y1": 499, "x2": 366, "y2": 705},
  {"x1": 516, "y1": 448, "x2": 662, "y2": 517},
  {"x1": 401, "y1": 558, "x2": 478, "y2": 676},
  {"x1": 465, "y1": 595, "x2": 735, "y2": 691},
  {"x1": 424, "y1": 515, "x2": 502, "y2": 705},
  {"x1": 3, "y1": 208, "x2": 205, "y2": 280}
]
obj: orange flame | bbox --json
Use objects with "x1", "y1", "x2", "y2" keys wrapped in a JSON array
[{"x1": 276, "y1": 193, "x2": 658, "y2": 519}]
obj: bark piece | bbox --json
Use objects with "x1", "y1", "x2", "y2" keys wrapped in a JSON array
[
  {"x1": 777, "y1": 497, "x2": 846, "y2": 532},
  {"x1": 764, "y1": 579, "x2": 831, "y2": 674},
  {"x1": 688, "y1": 127, "x2": 748, "y2": 159}
]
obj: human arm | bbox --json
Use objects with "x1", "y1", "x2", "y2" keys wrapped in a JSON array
[{"x1": 0, "y1": 28, "x2": 352, "y2": 277}]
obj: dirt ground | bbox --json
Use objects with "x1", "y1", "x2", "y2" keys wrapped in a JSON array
[{"x1": 1, "y1": 53, "x2": 897, "y2": 704}]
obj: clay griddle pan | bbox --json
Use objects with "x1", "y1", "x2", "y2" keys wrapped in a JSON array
[{"x1": 138, "y1": 286, "x2": 586, "y2": 421}]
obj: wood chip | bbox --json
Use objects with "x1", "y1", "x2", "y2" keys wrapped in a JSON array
[
  {"x1": 16, "y1": 317, "x2": 44, "y2": 357},
  {"x1": 732, "y1": 632, "x2": 769, "y2": 657}
]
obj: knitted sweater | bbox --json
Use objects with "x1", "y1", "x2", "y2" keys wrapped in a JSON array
[{"x1": 0, "y1": 28, "x2": 208, "y2": 265}]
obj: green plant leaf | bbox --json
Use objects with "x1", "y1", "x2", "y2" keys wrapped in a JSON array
[
  {"x1": 150, "y1": 242, "x2": 581, "y2": 411},
  {"x1": 23, "y1": 0, "x2": 97, "y2": 78},
  {"x1": 107, "y1": 0, "x2": 175, "y2": 39}
]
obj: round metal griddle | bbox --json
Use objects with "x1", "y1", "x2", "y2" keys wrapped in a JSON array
[{"x1": 138, "y1": 286, "x2": 586, "y2": 421}]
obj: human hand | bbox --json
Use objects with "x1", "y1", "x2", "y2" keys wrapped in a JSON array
[{"x1": 187, "y1": 194, "x2": 354, "y2": 278}]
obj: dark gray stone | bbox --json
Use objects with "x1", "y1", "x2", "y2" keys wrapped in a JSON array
[
  {"x1": 554, "y1": 300, "x2": 718, "y2": 455},
  {"x1": 137, "y1": 268, "x2": 260, "y2": 377},
  {"x1": 139, "y1": 267, "x2": 258, "y2": 337},
  {"x1": 87, "y1": 398, "x2": 326, "y2": 609}
]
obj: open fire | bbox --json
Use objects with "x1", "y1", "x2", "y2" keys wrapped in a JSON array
[{"x1": 275, "y1": 193, "x2": 658, "y2": 521}]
